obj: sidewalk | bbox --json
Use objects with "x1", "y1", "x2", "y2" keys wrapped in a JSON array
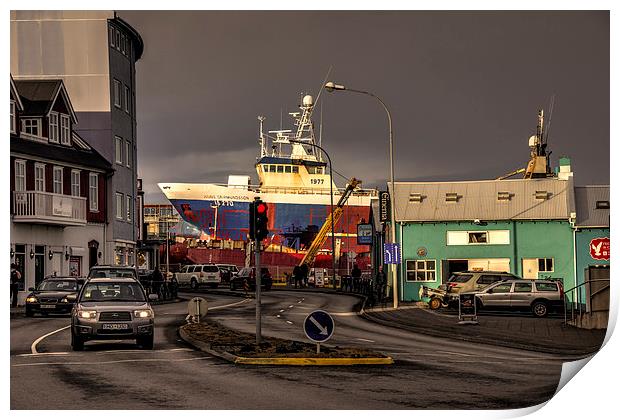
[{"x1": 362, "y1": 305, "x2": 607, "y2": 356}]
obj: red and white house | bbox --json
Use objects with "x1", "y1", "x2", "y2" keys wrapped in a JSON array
[{"x1": 10, "y1": 76, "x2": 113, "y2": 301}]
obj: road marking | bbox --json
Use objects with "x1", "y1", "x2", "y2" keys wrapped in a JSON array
[
  {"x1": 332, "y1": 312, "x2": 358, "y2": 317},
  {"x1": 288, "y1": 305, "x2": 294, "y2": 308},
  {"x1": 31, "y1": 325, "x2": 70, "y2": 355},
  {"x1": 355, "y1": 338, "x2": 375, "y2": 343},
  {"x1": 297, "y1": 300, "x2": 303, "y2": 304},
  {"x1": 279, "y1": 309, "x2": 285, "y2": 313},
  {"x1": 17, "y1": 352, "x2": 70, "y2": 357},
  {"x1": 210, "y1": 298, "x2": 252, "y2": 310},
  {"x1": 12, "y1": 356, "x2": 215, "y2": 368},
  {"x1": 276, "y1": 315, "x2": 281, "y2": 318},
  {"x1": 437, "y1": 351, "x2": 474, "y2": 357},
  {"x1": 286, "y1": 321, "x2": 293, "y2": 325},
  {"x1": 96, "y1": 348, "x2": 193, "y2": 355}
]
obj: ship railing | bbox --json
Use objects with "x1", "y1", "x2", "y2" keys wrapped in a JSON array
[{"x1": 235, "y1": 184, "x2": 377, "y2": 197}]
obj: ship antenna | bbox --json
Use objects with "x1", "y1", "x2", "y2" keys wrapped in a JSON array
[
  {"x1": 544, "y1": 94, "x2": 555, "y2": 145},
  {"x1": 319, "y1": 100, "x2": 324, "y2": 162},
  {"x1": 258, "y1": 116, "x2": 267, "y2": 158},
  {"x1": 314, "y1": 65, "x2": 333, "y2": 108}
]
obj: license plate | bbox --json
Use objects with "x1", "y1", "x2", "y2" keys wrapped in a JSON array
[
  {"x1": 40, "y1": 304, "x2": 56, "y2": 309},
  {"x1": 102, "y1": 323, "x2": 129, "y2": 330}
]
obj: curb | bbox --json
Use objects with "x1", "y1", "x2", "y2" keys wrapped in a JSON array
[
  {"x1": 178, "y1": 325, "x2": 393, "y2": 366},
  {"x1": 361, "y1": 311, "x2": 601, "y2": 357}
]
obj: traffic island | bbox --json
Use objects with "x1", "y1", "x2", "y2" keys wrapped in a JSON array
[{"x1": 178, "y1": 321, "x2": 393, "y2": 366}]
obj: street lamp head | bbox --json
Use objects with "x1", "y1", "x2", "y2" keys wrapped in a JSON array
[{"x1": 324, "y1": 81, "x2": 346, "y2": 92}]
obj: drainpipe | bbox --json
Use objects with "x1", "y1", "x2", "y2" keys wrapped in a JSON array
[
  {"x1": 400, "y1": 222, "x2": 404, "y2": 301},
  {"x1": 570, "y1": 215, "x2": 578, "y2": 306},
  {"x1": 512, "y1": 220, "x2": 518, "y2": 276}
]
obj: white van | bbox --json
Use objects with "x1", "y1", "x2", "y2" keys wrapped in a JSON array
[{"x1": 175, "y1": 264, "x2": 221, "y2": 289}]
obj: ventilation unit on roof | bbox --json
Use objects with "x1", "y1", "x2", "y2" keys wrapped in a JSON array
[
  {"x1": 596, "y1": 200, "x2": 610, "y2": 209},
  {"x1": 534, "y1": 191, "x2": 550, "y2": 200},
  {"x1": 445, "y1": 192, "x2": 461, "y2": 202},
  {"x1": 497, "y1": 191, "x2": 513, "y2": 201},
  {"x1": 409, "y1": 193, "x2": 424, "y2": 203}
]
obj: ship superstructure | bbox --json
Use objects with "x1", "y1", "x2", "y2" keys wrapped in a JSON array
[{"x1": 158, "y1": 93, "x2": 377, "y2": 254}]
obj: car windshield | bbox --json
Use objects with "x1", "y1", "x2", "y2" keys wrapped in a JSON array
[
  {"x1": 38, "y1": 280, "x2": 78, "y2": 292},
  {"x1": 449, "y1": 274, "x2": 473, "y2": 283},
  {"x1": 80, "y1": 281, "x2": 146, "y2": 302},
  {"x1": 90, "y1": 268, "x2": 136, "y2": 279}
]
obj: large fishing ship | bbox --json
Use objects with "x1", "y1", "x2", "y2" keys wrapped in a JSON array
[{"x1": 158, "y1": 94, "x2": 377, "y2": 256}]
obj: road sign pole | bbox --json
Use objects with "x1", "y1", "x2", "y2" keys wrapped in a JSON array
[
  {"x1": 316, "y1": 342, "x2": 320, "y2": 354},
  {"x1": 255, "y1": 239, "x2": 262, "y2": 345}
]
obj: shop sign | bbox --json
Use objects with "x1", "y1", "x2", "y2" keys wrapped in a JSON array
[
  {"x1": 357, "y1": 223, "x2": 373, "y2": 245},
  {"x1": 379, "y1": 191, "x2": 390, "y2": 222},
  {"x1": 589, "y1": 237, "x2": 610, "y2": 261}
]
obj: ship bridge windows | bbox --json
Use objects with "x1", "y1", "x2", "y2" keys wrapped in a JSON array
[
  {"x1": 292, "y1": 166, "x2": 299, "y2": 174},
  {"x1": 285, "y1": 166, "x2": 292, "y2": 173},
  {"x1": 263, "y1": 164, "x2": 299, "y2": 174},
  {"x1": 277, "y1": 165, "x2": 284, "y2": 173},
  {"x1": 307, "y1": 166, "x2": 325, "y2": 175}
]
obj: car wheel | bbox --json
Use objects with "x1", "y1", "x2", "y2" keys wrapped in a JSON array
[
  {"x1": 137, "y1": 334, "x2": 154, "y2": 350},
  {"x1": 71, "y1": 332, "x2": 84, "y2": 351},
  {"x1": 532, "y1": 301, "x2": 548, "y2": 317},
  {"x1": 190, "y1": 279, "x2": 198, "y2": 290},
  {"x1": 25, "y1": 308, "x2": 34, "y2": 317},
  {"x1": 429, "y1": 297, "x2": 442, "y2": 310}
]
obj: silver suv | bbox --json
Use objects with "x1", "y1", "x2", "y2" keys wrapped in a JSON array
[
  {"x1": 71, "y1": 277, "x2": 158, "y2": 351},
  {"x1": 474, "y1": 279, "x2": 565, "y2": 317}
]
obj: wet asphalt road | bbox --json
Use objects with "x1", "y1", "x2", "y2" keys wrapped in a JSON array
[{"x1": 10, "y1": 289, "x2": 578, "y2": 410}]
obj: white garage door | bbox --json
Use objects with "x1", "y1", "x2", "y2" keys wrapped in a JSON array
[{"x1": 467, "y1": 258, "x2": 511, "y2": 272}]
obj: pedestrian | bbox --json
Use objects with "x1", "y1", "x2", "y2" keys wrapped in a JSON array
[
  {"x1": 10, "y1": 263, "x2": 21, "y2": 308},
  {"x1": 301, "y1": 263, "x2": 309, "y2": 288},
  {"x1": 293, "y1": 265, "x2": 301, "y2": 288},
  {"x1": 376, "y1": 266, "x2": 387, "y2": 304},
  {"x1": 351, "y1": 264, "x2": 361, "y2": 293},
  {"x1": 152, "y1": 266, "x2": 164, "y2": 300}
]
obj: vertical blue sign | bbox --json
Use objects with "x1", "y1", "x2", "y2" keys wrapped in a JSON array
[{"x1": 384, "y1": 243, "x2": 401, "y2": 264}]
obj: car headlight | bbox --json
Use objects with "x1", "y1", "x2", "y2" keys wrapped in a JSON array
[
  {"x1": 26, "y1": 296, "x2": 38, "y2": 303},
  {"x1": 77, "y1": 310, "x2": 97, "y2": 319},
  {"x1": 133, "y1": 309, "x2": 153, "y2": 319}
]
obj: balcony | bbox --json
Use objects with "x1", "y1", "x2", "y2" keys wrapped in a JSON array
[{"x1": 12, "y1": 191, "x2": 87, "y2": 226}]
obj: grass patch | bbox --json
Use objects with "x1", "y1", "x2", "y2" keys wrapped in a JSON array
[{"x1": 182, "y1": 320, "x2": 388, "y2": 359}]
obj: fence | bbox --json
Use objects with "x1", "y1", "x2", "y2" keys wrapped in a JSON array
[{"x1": 564, "y1": 279, "x2": 610, "y2": 328}]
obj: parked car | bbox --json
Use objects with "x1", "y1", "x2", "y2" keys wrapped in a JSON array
[
  {"x1": 88, "y1": 265, "x2": 138, "y2": 280},
  {"x1": 175, "y1": 264, "x2": 222, "y2": 289},
  {"x1": 474, "y1": 279, "x2": 565, "y2": 317},
  {"x1": 25, "y1": 276, "x2": 85, "y2": 317},
  {"x1": 229, "y1": 267, "x2": 272, "y2": 291},
  {"x1": 216, "y1": 264, "x2": 239, "y2": 285},
  {"x1": 70, "y1": 277, "x2": 158, "y2": 351}
]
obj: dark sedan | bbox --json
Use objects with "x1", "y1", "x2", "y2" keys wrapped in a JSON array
[
  {"x1": 25, "y1": 277, "x2": 85, "y2": 317},
  {"x1": 229, "y1": 267, "x2": 272, "y2": 291}
]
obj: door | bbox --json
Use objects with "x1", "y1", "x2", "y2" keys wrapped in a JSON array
[
  {"x1": 510, "y1": 282, "x2": 534, "y2": 308},
  {"x1": 481, "y1": 282, "x2": 513, "y2": 308},
  {"x1": 587, "y1": 266, "x2": 610, "y2": 312},
  {"x1": 522, "y1": 258, "x2": 539, "y2": 279}
]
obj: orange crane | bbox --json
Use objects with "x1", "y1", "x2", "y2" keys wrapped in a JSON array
[{"x1": 298, "y1": 178, "x2": 362, "y2": 268}]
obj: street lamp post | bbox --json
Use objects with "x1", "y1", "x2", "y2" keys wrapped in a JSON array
[
  {"x1": 325, "y1": 81, "x2": 398, "y2": 308},
  {"x1": 288, "y1": 138, "x2": 337, "y2": 289}
]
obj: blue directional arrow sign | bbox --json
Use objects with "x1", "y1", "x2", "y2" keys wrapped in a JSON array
[
  {"x1": 303, "y1": 310, "x2": 335, "y2": 343},
  {"x1": 384, "y1": 242, "x2": 401, "y2": 264}
]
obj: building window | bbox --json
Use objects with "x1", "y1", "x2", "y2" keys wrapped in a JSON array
[
  {"x1": 14, "y1": 160, "x2": 26, "y2": 191},
  {"x1": 113, "y1": 79, "x2": 122, "y2": 108},
  {"x1": 538, "y1": 258, "x2": 554, "y2": 272},
  {"x1": 121, "y1": 34, "x2": 127, "y2": 55},
  {"x1": 126, "y1": 140, "x2": 132, "y2": 168},
  {"x1": 115, "y1": 136, "x2": 123, "y2": 164},
  {"x1": 110, "y1": 26, "x2": 116, "y2": 48},
  {"x1": 406, "y1": 260, "x2": 436, "y2": 282},
  {"x1": 48, "y1": 112, "x2": 59, "y2": 143},
  {"x1": 71, "y1": 170, "x2": 80, "y2": 197},
  {"x1": 126, "y1": 195, "x2": 132, "y2": 222},
  {"x1": 124, "y1": 85, "x2": 131, "y2": 113},
  {"x1": 468, "y1": 232, "x2": 488, "y2": 244},
  {"x1": 35, "y1": 163, "x2": 45, "y2": 192},
  {"x1": 115, "y1": 29, "x2": 121, "y2": 51},
  {"x1": 53, "y1": 167, "x2": 63, "y2": 194},
  {"x1": 89, "y1": 173, "x2": 98, "y2": 211},
  {"x1": 22, "y1": 118, "x2": 42, "y2": 137},
  {"x1": 116, "y1": 192, "x2": 124, "y2": 220},
  {"x1": 10, "y1": 101, "x2": 16, "y2": 133},
  {"x1": 60, "y1": 114, "x2": 71, "y2": 145}
]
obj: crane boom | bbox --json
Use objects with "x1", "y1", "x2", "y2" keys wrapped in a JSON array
[{"x1": 298, "y1": 178, "x2": 362, "y2": 267}]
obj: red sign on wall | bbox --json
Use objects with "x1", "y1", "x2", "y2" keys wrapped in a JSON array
[{"x1": 589, "y1": 237, "x2": 610, "y2": 261}]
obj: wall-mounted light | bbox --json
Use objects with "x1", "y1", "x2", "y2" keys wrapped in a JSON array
[
  {"x1": 98, "y1": 251, "x2": 102, "y2": 259},
  {"x1": 65, "y1": 252, "x2": 70, "y2": 261},
  {"x1": 10, "y1": 248, "x2": 14, "y2": 259},
  {"x1": 48, "y1": 250, "x2": 53, "y2": 260},
  {"x1": 29, "y1": 250, "x2": 35, "y2": 259}
]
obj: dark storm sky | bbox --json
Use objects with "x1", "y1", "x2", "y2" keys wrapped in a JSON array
[{"x1": 120, "y1": 11, "x2": 610, "y2": 203}]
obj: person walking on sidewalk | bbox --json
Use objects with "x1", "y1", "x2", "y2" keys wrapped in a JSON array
[
  {"x1": 10, "y1": 263, "x2": 21, "y2": 308},
  {"x1": 351, "y1": 264, "x2": 361, "y2": 293},
  {"x1": 376, "y1": 266, "x2": 387, "y2": 304},
  {"x1": 293, "y1": 265, "x2": 302, "y2": 289},
  {"x1": 152, "y1": 266, "x2": 165, "y2": 300}
]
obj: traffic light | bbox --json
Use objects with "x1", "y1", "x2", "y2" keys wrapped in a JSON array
[{"x1": 249, "y1": 199, "x2": 269, "y2": 241}]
